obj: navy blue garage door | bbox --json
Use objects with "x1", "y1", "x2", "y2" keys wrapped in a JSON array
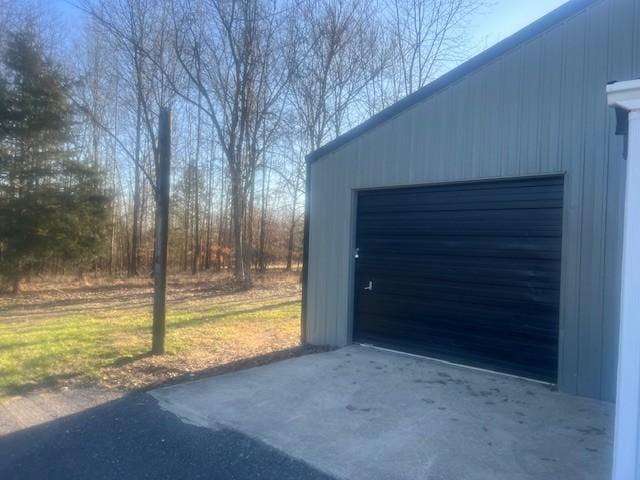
[{"x1": 353, "y1": 176, "x2": 563, "y2": 382}]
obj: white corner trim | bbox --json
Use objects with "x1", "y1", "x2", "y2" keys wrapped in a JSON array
[
  {"x1": 607, "y1": 80, "x2": 640, "y2": 111},
  {"x1": 608, "y1": 80, "x2": 640, "y2": 480}
]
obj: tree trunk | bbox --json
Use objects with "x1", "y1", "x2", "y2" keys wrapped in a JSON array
[
  {"x1": 230, "y1": 165, "x2": 246, "y2": 283},
  {"x1": 129, "y1": 98, "x2": 143, "y2": 277},
  {"x1": 108, "y1": 197, "x2": 116, "y2": 275},
  {"x1": 258, "y1": 166, "x2": 269, "y2": 272},
  {"x1": 182, "y1": 186, "x2": 190, "y2": 272},
  {"x1": 218, "y1": 157, "x2": 225, "y2": 249},
  {"x1": 139, "y1": 156, "x2": 147, "y2": 270},
  {"x1": 191, "y1": 98, "x2": 202, "y2": 275},
  {"x1": 243, "y1": 168, "x2": 255, "y2": 284},
  {"x1": 109, "y1": 74, "x2": 120, "y2": 275},
  {"x1": 152, "y1": 108, "x2": 171, "y2": 356},
  {"x1": 286, "y1": 197, "x2": 298, "y2": 271},
  {"x1": 286, "y1": 221, "x2": 295, "y2": 272},
  {"x1": 130, "y1": 164, "x2": 141, "y2": 276},
  {"x1": 11, "y1": 276, "x2": 22, "y2": 295},
  {"x1": 204, "y1": 136, "x2": 214, "y2": 270}
]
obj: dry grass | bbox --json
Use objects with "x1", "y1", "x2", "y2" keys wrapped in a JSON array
[{"x1": 0, "y1": 271, "x2": 310, "y2": 399}]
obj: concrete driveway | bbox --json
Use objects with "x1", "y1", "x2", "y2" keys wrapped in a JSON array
[{"x1": 152, "y1": 345, "x2": 614, "y2": 480}]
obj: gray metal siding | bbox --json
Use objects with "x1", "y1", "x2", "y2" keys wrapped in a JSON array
[{"x1": 306, "y1": 0, "x2": 640, "y2": 400}]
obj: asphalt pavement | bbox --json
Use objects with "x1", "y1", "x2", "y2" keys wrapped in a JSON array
[{"x1": 0, "y1": 392, "x2": 335, "y2": 480}]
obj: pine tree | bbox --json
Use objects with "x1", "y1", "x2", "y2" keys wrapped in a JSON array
[{"x1": 0, "y1": 30, "x2": 110, "y2": 293}]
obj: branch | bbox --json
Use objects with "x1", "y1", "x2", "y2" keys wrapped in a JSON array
[{"x1": 69, "y1": 93, "x2": 157, "y2": 192}]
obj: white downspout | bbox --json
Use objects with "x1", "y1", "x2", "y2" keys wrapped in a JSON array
[{"x1": 607, "y1": 79, "x2": 640, "y2": 480}]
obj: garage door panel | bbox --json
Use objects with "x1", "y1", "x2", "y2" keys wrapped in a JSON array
[
  {"x1": 357, "y1": 225, "x2": 561, "y2": 239},
  {"x1": 358, "y1": 208, "x2": 563, "y2": 226},
  {"x1": 357, "y1": 254, "x2": 562, "y2": 272},
  {"x1": 358, "y1": 193, "x2": 563, "y2": 215},
  {"x1": 357, "y1": 236, "x2": 563, "y2": 260},
  {"x1": 357, "y1": 329, "x2": 557, "y2": 380},
  {"x1": 356, "y1": 258, "x2": 561, "y2": 290},
  {"x1": 358, "y1": 197, "x2": 564, "y2": 213},
  {"x1": 357, "y1": 295, "x2": 559, "y2": 335},
  {"x1": 359, "y1": 316, "x2": 557, "y2": 363},
  {"x1": 357, "y1": 214, "x2": 563, "y2": 238},
  {"x1": 355, "y1": 279, "x2": 561, "y2": 310},
  {"x1": 357, "y1": 180, "x2": 563, "y2": 212},
  {"x1": 353, "y1": 176, "x2": 563, "y2": 383},
  {"x1": 358, "y1": 313, "x2": 558, "y2": 357}
]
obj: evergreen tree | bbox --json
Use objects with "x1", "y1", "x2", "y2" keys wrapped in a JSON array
[{"x1": 0, "y1": 30, "x2": 110, "y2": 293}]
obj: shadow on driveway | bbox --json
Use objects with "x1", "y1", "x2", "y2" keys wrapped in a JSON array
[{"x1": 0, "y1": 393, "x2": 335, "y2": 480}]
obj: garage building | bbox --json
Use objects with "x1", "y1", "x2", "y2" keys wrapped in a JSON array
[{"x1": 302, "y1": 0, "x2": 640, "y2": 401}]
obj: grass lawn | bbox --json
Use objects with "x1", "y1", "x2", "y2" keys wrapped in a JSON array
[{"x1": 0, "y1": 272, "x2": 305, "y2": 399}]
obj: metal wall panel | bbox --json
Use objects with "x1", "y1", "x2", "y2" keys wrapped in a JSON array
[{"x1": 306, "y1": 0, "x2": 639, "y2": 400}]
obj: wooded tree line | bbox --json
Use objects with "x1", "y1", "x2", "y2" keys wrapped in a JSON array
[{"x1": 0, "y1": 0, "x2": 484, "y2": 288}]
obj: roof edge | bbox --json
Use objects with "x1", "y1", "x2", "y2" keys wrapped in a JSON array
[{"x1": 307, "y1": 0, "x2": 597, "y2": 164}]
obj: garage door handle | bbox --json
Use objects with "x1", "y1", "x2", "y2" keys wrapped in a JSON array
[{"x1": 364, "y1": 281, "x2": 373, "y2": 291}]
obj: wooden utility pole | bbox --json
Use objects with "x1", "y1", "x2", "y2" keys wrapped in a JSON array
[{"x1": 152, "y1": 108, "x2": 171, "y2": 355}]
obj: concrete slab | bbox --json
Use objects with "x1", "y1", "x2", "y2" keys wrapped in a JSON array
[{"x1": 151, "y1": 345, "x2": 614, "y2": 480}]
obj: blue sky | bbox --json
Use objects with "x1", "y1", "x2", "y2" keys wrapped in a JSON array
[
  {"x1": 38, "y1": 0, "x2": 569, "y2": 63},
  {"x1": 472, "y1": 0, "x2": 568, "y2": 49},
  {"x1": 45, "y1": 0, "x2": 568, "y2": 40}
]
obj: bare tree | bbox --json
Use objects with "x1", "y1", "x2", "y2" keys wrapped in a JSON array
[
  {"x1": 171, "y1": 0, "x2": 290, "y2": 284},
  {"x1": 203, "y1": 133, "x2": 216, "y2": 270},
  {"x1": 191, "y1": 91, "x2": 202, "y2": 274},
  {"x1": 26, "y1": 0, "x2": 490, "y2": 285},
  {"x1": 74, "y1": 0, "x2": 177, "y2": 354},
  {"x1": 78, "y1": 0, "x2": 177, "y2": 276},
  {"x1": 273, "y1": 0, "x2": 384, "y2": 274},
  {"x1": 270, "y1": 145, "x2": 306, "y2": 272},
  {"x1": 289, "y1": 0, "x2": 384, "y2": 150},
  {"x1": 385, "y1": 0, "x2": 484, "y2": 100}
]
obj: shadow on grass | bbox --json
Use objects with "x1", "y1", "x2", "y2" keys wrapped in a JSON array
[
  {"x1": 138, "y1": 344, "x2": 334, "y2": 392},
  {"x1": 1, "y1": 299, "x2": 155, "y2": 320},
  {"x1": 108, "y1": 351, "x2": 153, "y2": 368},
  {"x1": 0, "y1": 287, "x2": 154, "y2": 312},
  {"x1": 0, "y1": 340, "x2": 32, "y2": 352},
  {"x1": 0, "y1": 343, "x2": 329, "y2": 402},
  {"x1": 1, "y1": 292, "x2": 298, "y2": 325},
  {"x1": 0, "y1": 277, "x2": 249, "y2": 315},
  {"x1": 0, "y1": 299, "x2": 300, "y2": 399},
  {"x1": 135, "y1": 300, "x2": 301, "y2": 332},
  {"x1": 0, "y1": 351, "x2": 152, "y2": 399},
  {"x1": 1, "y1": 372, "x2": 82, "y2": 398}
]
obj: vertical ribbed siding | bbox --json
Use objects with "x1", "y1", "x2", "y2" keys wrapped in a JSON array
[{"x1": 306, "y1": 0, "x2": 638, "y2": 400}]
